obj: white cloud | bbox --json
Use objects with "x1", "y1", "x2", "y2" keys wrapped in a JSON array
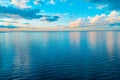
[
  {"x1": 11, "y1": 0, "x2": 31, "y2": 8},
  {"x1": 70, "y1": 19, "x2": 82, "y2": 27},
  {"x1": 0, "y1": 0, "x2": 10, "y2": 6},
  {"x1": 70, "y1": 11, "x2": 120, "y2": 27},
  {"x1": 107, "y1": 11, "x2": 120, "y2": 23},
  {"x1": 88, "y1": 14, "x2": 107, "y2": 26},
  {"x1": 34, "y1": 1, "x2": 39, "y2": 5},
  {"x1": 48, "y1": 0, "x2": 55, "y2": 5},
  {"x1": 34, "y1": 0, "x2": 45, "y2": 5},
  {"x1": 96, "y1": 4, "x2": 108, "y2": 10}
]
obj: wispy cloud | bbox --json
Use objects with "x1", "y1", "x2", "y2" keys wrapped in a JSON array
[
  {"x1": 49, "y1": 0, "x2": 55, "y2": 4},
  {"x1": 87, "y1": 0, "x2": 120, "y2": 11},
  {"x1": 11, "y1": 0, "x2": 31, "y2": 8},
  {"x1": 96, "y1": 4, "x2": 108, "y2": 10},
  {"x1": 33, "y1": 0, "x2": 45, "y2": 6}
]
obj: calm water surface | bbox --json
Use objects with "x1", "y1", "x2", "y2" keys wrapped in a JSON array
[{"x1": 0, "y1": 31, "x2": 120, "y2": 80}]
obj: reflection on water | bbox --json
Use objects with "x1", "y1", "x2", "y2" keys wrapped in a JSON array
[
  {"x1": 13, "y1": 33, "x2": 30, "y2": 79},
  {"x1": 106, "y1": 32, "x2": 114, "y2": 60},
  {"x1": 0, "y1": 31, "x2": 120, "y2": 80},
  {"x1": 106, "y1": 32, "x2": 114, "y2": 53},
  {"x1": 69, "y1": 32, "x2": 80, "y2": 53},
  {"x1": 69, "y1": 32, "x2": 80, "y2": 44},
  {"x1": 88, "y1": 32, "x2": 96, "y2": 47}
]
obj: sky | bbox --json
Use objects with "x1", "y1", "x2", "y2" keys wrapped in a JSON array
[{"x1": 0, "y1": 0, "x2": 120, "y2": 30}]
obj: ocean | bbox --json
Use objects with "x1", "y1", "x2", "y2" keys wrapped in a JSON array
[{"x1": 0, "y1": 31, "x2": 120, "y2": 80}]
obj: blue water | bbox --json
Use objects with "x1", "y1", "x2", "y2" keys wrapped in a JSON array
[{"x1": 0, "y1": 31, "x2": 120, "y2": 80}]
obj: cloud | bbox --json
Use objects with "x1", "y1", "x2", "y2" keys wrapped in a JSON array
[
  {"x1": 0, "y1": 25, "x2": 17, "y2": 28},
  {"x1": 109, "y1": 23, "x2": 120, "y2": 26},
  {"x1": 0, "y1": 5, "x2": 42, "y2": 19},
  {"x1": 107, "y1": 11, "x2": 120, "y2": 23},
  {"x1": 41, "y1": 15, "x2": 61, "y2": 22},
  {"x1": 0, "y1": 20, "x2": 19, "y2": 27},
  {"x1": 0, "y1": 0, "x2": 10, "y2": 6},
  {"x1": 0, "y1": 20, "x2": 18, "y2": 23},
  {"x1": 34, "y1": 0, "x2": 45, "y2": 6},
  {"x1": 47, "y1": 0, "x2": 55, "y2": 5},
  {"x1": 70, "y1": 19, "x2": 83, "y2": 27},
  {"x1": 24, "y1": 22, "x2": 30, "y2": 25},
  {"x1": 70, "y1": 11, "x2": 120, "y2": 27},
  {"x1": 0, "y1": 4, "x2": 62, "y2": 21},
  {"x1": 34, "y1": 0, "x2": 40, "y2": 5},
  {"x1": 86, "y1": 0, "x2": 120, "y2": 11},
  {"x1": 11, "y1": 0, "x2": 31, "y2": 8},
  {"x1": 0, "y1": 19, "x2": 33, "y2": 28},
  {"x1": 96, "y1": 4, "x2": 108, "y2": 10},
  {"x1": 0, "y1": 20, "x2": 4, "y2": 22},
  {"x1": 88, "y1": 14, "x2": 107, "y2": 26},
  {"x1": 50, "y1": 0, "x2": 55, "y2": 4}
]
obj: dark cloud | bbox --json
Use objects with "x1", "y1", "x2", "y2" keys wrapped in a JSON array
[
  {"x1": 42, "y1": 16, "x2": 61, "y2": 22},
  {"x1": 24, "y1": 23, "x2": 30, "y2": 25},
  {"x1": 0, "y1": 20, "x2": 4, "y2": 22},
  {"x1": 0, "y1": 5, "x2": 42, "y2": 19},
  {"x1": 109, "y1": 23, "x2": 120, "y2": 26},
  {"x1": 0, "y1": 25, "x2": 17, "y2": 28},
  {"x1": 0, "y1": 5, "x2": 61, "y2": 22},
  {"x1": 87, "y1": 0, "x2": 120, "y2": 11}
]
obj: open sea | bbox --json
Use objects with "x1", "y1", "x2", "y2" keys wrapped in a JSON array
[{"x1": 0, "y1": 31, "x2": 120, "y2": 80}]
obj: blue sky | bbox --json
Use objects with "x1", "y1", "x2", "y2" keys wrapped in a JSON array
[{"x1": 0, "y1": 0, "x2": 120, "y2": 29}]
